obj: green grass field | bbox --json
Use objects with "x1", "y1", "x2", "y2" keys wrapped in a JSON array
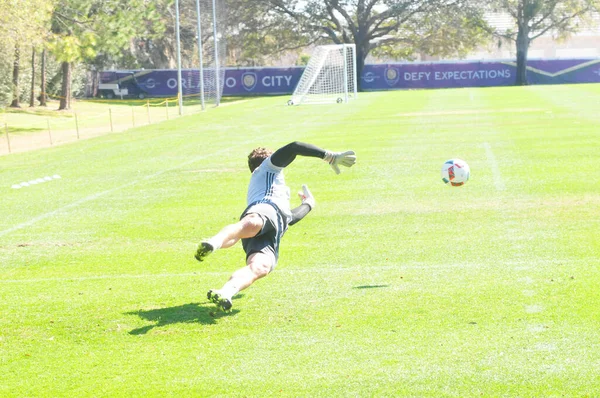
[{"x1": 1, "y1": 84, "x2": 599, "y2": 397}]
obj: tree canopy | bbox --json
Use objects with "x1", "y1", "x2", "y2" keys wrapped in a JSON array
[
  {"x1": 46, "y1": 0, "x2": 167, "y2": 108},
  {"x1": 0, "y1": 0, "x2": 52, "y2": 105},
  {"x1": 265, "y1": 0, "x2": 488, "y2": 88}
]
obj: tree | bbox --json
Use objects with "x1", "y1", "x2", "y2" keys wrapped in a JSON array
[
  {"x1": 126, "y1": 0, "x2": 306, "y2": 70},
  {"x1": 0, "y1": 0, "x2": 52, "y2": 107},
  {"x1": 9, "y1": 45, "x2": 21, "y2": 108},
  {"x1": 225, "y1": 0, "x2": 311, "y2": 66},
  {"x1": 266, "y1": 0, "x2": 487, "y2": 88},
  {"x1": 48, "y1": 0, "x2": 166, "y2": 109},
  {"x1": 40, "y1": 49, "x2": 48, "y2": 106},
  {"x1": 30, "y1": 48, "x2": 36, "y2": 107},
  {"x1": 484, "y1": 0, "x2": 599, "y2": 85}
]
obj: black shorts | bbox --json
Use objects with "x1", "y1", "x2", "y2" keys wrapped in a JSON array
[{"x1": 240, "y1": 201, "x2": 288, "y2": 271}]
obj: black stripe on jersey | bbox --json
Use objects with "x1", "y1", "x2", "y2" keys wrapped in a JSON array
[
  {"x1": 265, "y1": 171, "x2": 275, "y2": 197},
  {"x1": 272, "y1": 204, "x2": 284, "y2": 259}
]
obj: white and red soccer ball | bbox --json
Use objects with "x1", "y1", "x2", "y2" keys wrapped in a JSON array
[{"x1": 441, "y1": 159, "x2": 470, "y2": 187}]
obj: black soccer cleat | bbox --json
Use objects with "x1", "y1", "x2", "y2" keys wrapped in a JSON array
[
  {"x1": 207, "y1": 290, "x2": 233, "y2": 313},
  {"x1": 194, "y1": 241, "x2": 214, "y2": 262}
]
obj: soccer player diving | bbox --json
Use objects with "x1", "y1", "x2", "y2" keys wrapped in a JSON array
[{"x1": 194, "y1": 141, "x2": 356, "y2": 312}]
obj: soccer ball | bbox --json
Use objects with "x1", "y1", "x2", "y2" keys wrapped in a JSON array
[{"x1": 441, "y1": 159, "x2": 470, "y2": 186}]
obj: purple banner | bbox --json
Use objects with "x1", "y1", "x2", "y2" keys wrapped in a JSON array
[
  {"x1": 99, "y1": 67, "x2": 303, "y2": 97},
  {"x1": 99, "y1": 59, "x2": 600, "y2": 98},
  {"x1": 224, "y1": 68, "x2": 304, "y2": 94},
  {"x1": 361, "y1": 59, "x2": 600, "y2": 90}
]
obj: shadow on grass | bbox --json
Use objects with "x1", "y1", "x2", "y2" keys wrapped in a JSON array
[
  {"x1": 126, "y1": 302, "x2": 239, "y2": 335},
  {"x1": 353, "y1": 284, "x2": 390, "y2": 289},
  {"x1": 3, "y1": 106, "x2": 73, "y2": 118}
]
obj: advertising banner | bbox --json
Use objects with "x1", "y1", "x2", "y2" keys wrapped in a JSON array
[
  {"x1": 99, "y1": 67, "x2": 303, "y2": 97},
  {"x1": 360, "y1": 59, "x2": 600, "y2": 90},
  {"x1": 99, "y1": 59, "x2": 600, "y2": 98}
]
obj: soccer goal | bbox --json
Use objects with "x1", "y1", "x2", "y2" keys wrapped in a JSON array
[{"x1": 289, "y1": 44, "x2": 357, "y2": 105}]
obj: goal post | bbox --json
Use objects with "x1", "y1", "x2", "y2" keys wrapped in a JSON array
[
  {"x1": 194, "y1": 0, "x2": 226, "y2": 109},
  {"x1": 289, "y1": 44, "x2": 357, "y2": 105},
  {"x1": 175, "y1": 0, "x2": 226, "y2": 112}
]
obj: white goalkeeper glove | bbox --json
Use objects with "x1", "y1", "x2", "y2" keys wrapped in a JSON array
[
  {"x1": 297, "y1": 184, "x2": 315, "y2": 209},
  {"x1": 323, "y1": 150, "x2": 356, "y2": 174}
]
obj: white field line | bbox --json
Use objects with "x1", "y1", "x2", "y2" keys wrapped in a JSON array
[
  {"x1": 0, "y1": 133, "x2": 267, "y2": 239},
  {"x1": 0, "y1": 272, "x2": 202, "y2": 284},
  {"x1": 483, "y1": 142, "x2": 506, "y2": 192},
  {"x1": 2, "y1": 257, "x2": 591, "y2": 284},
  {"x1": 0, "y1": 263, "x2": 481, "y2": 284},
  {"x1": 0, "y1": 152, "x2": 216, "y2": 239},
  {"x1": 396, "y1": 108, "x2": 545, "y2": 117},
  {"x1": 1, "y1": 179, "x2": 146, "y2": 238}
]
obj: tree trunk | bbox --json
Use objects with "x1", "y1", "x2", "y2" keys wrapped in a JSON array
[
  {"x1": 355, "y1": 42, "x2": 369, "y2": 92},
  {"x1": 10, "y1": 45, "x2": 21, "y2": 108},
  {"x1": 30, "y1": 48, "x2": 36, "y2": 107},
  {"x1": 40, "y1": 49, "x2": 47, "y2": 106},
  {"x1": 59, "y1": 61, "x2": 71, "y2": 110},
  {"x1": 515, "y1": 28, "x2": 529, "y2": 85},
  {"x1": 92, "y1": 70, "x2": 100, "y2": 98}
]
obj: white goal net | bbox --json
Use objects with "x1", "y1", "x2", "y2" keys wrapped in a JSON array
[{"x1": 289, "y1": 44, "x2": 357, "y2": 105}]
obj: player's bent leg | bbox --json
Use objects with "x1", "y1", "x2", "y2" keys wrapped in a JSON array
[
  {"x1": 218, "y1": 214, "x2": 263, "y2": 249},
  {"x1": 246, "y1": 252, "x2": 272, "y2": 282},
  {"x1": 221, "y1": 258, "x2": 270, "y2": 296},
  {"x1": 238, "y1": 213, "x2": 265, "y2": 238},
  {"x1": 207, "y1": 253, "x2": 273, "y2": 312},
  {"x1": 195, "y1": 214, "x2": 264, "y2": 262}
]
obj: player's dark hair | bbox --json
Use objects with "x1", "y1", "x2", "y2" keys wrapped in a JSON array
[{"x1": 248, "y1": 147, "x2": 273, "y2": 172}]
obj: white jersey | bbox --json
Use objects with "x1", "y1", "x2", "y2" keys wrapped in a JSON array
[{"x1": 246, "y1": 157, "x2": 292, "y2": 224}]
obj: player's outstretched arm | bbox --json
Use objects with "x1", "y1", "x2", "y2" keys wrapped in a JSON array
[
  {"x1": 289, "y1": 184, "x2": 315, "y2": 226},
  {"x1": 271, "y1": 141, "x2": 356, "y2": 173}
]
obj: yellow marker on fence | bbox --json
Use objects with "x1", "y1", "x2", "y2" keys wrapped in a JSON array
[
  {"x1": 109, "y1": 108, "x2": 114, "y2": 132},
  {"x1": 146, "y1": 100, "x2": 150, "y2": 124}
]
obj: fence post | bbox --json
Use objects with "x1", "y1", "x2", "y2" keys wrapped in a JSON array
[
  {"x1": 109, "y1": 108, "x2": 114, "y2": 132},
  {"x1": 74, "y1": 112, "x2": 80, "y2": 139},
  {"x1": 146, "y1": 100, "x2": 151, "y2": 124},
  {"x1": 47, "y1": 119, "x2": 53, "y2": 145},
  {"x1": 131, "y1": 107, "x2": 135, "y2": 127},
  {"x1": 4, "y1": 123, "x2": 10, "y2": 154}
]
